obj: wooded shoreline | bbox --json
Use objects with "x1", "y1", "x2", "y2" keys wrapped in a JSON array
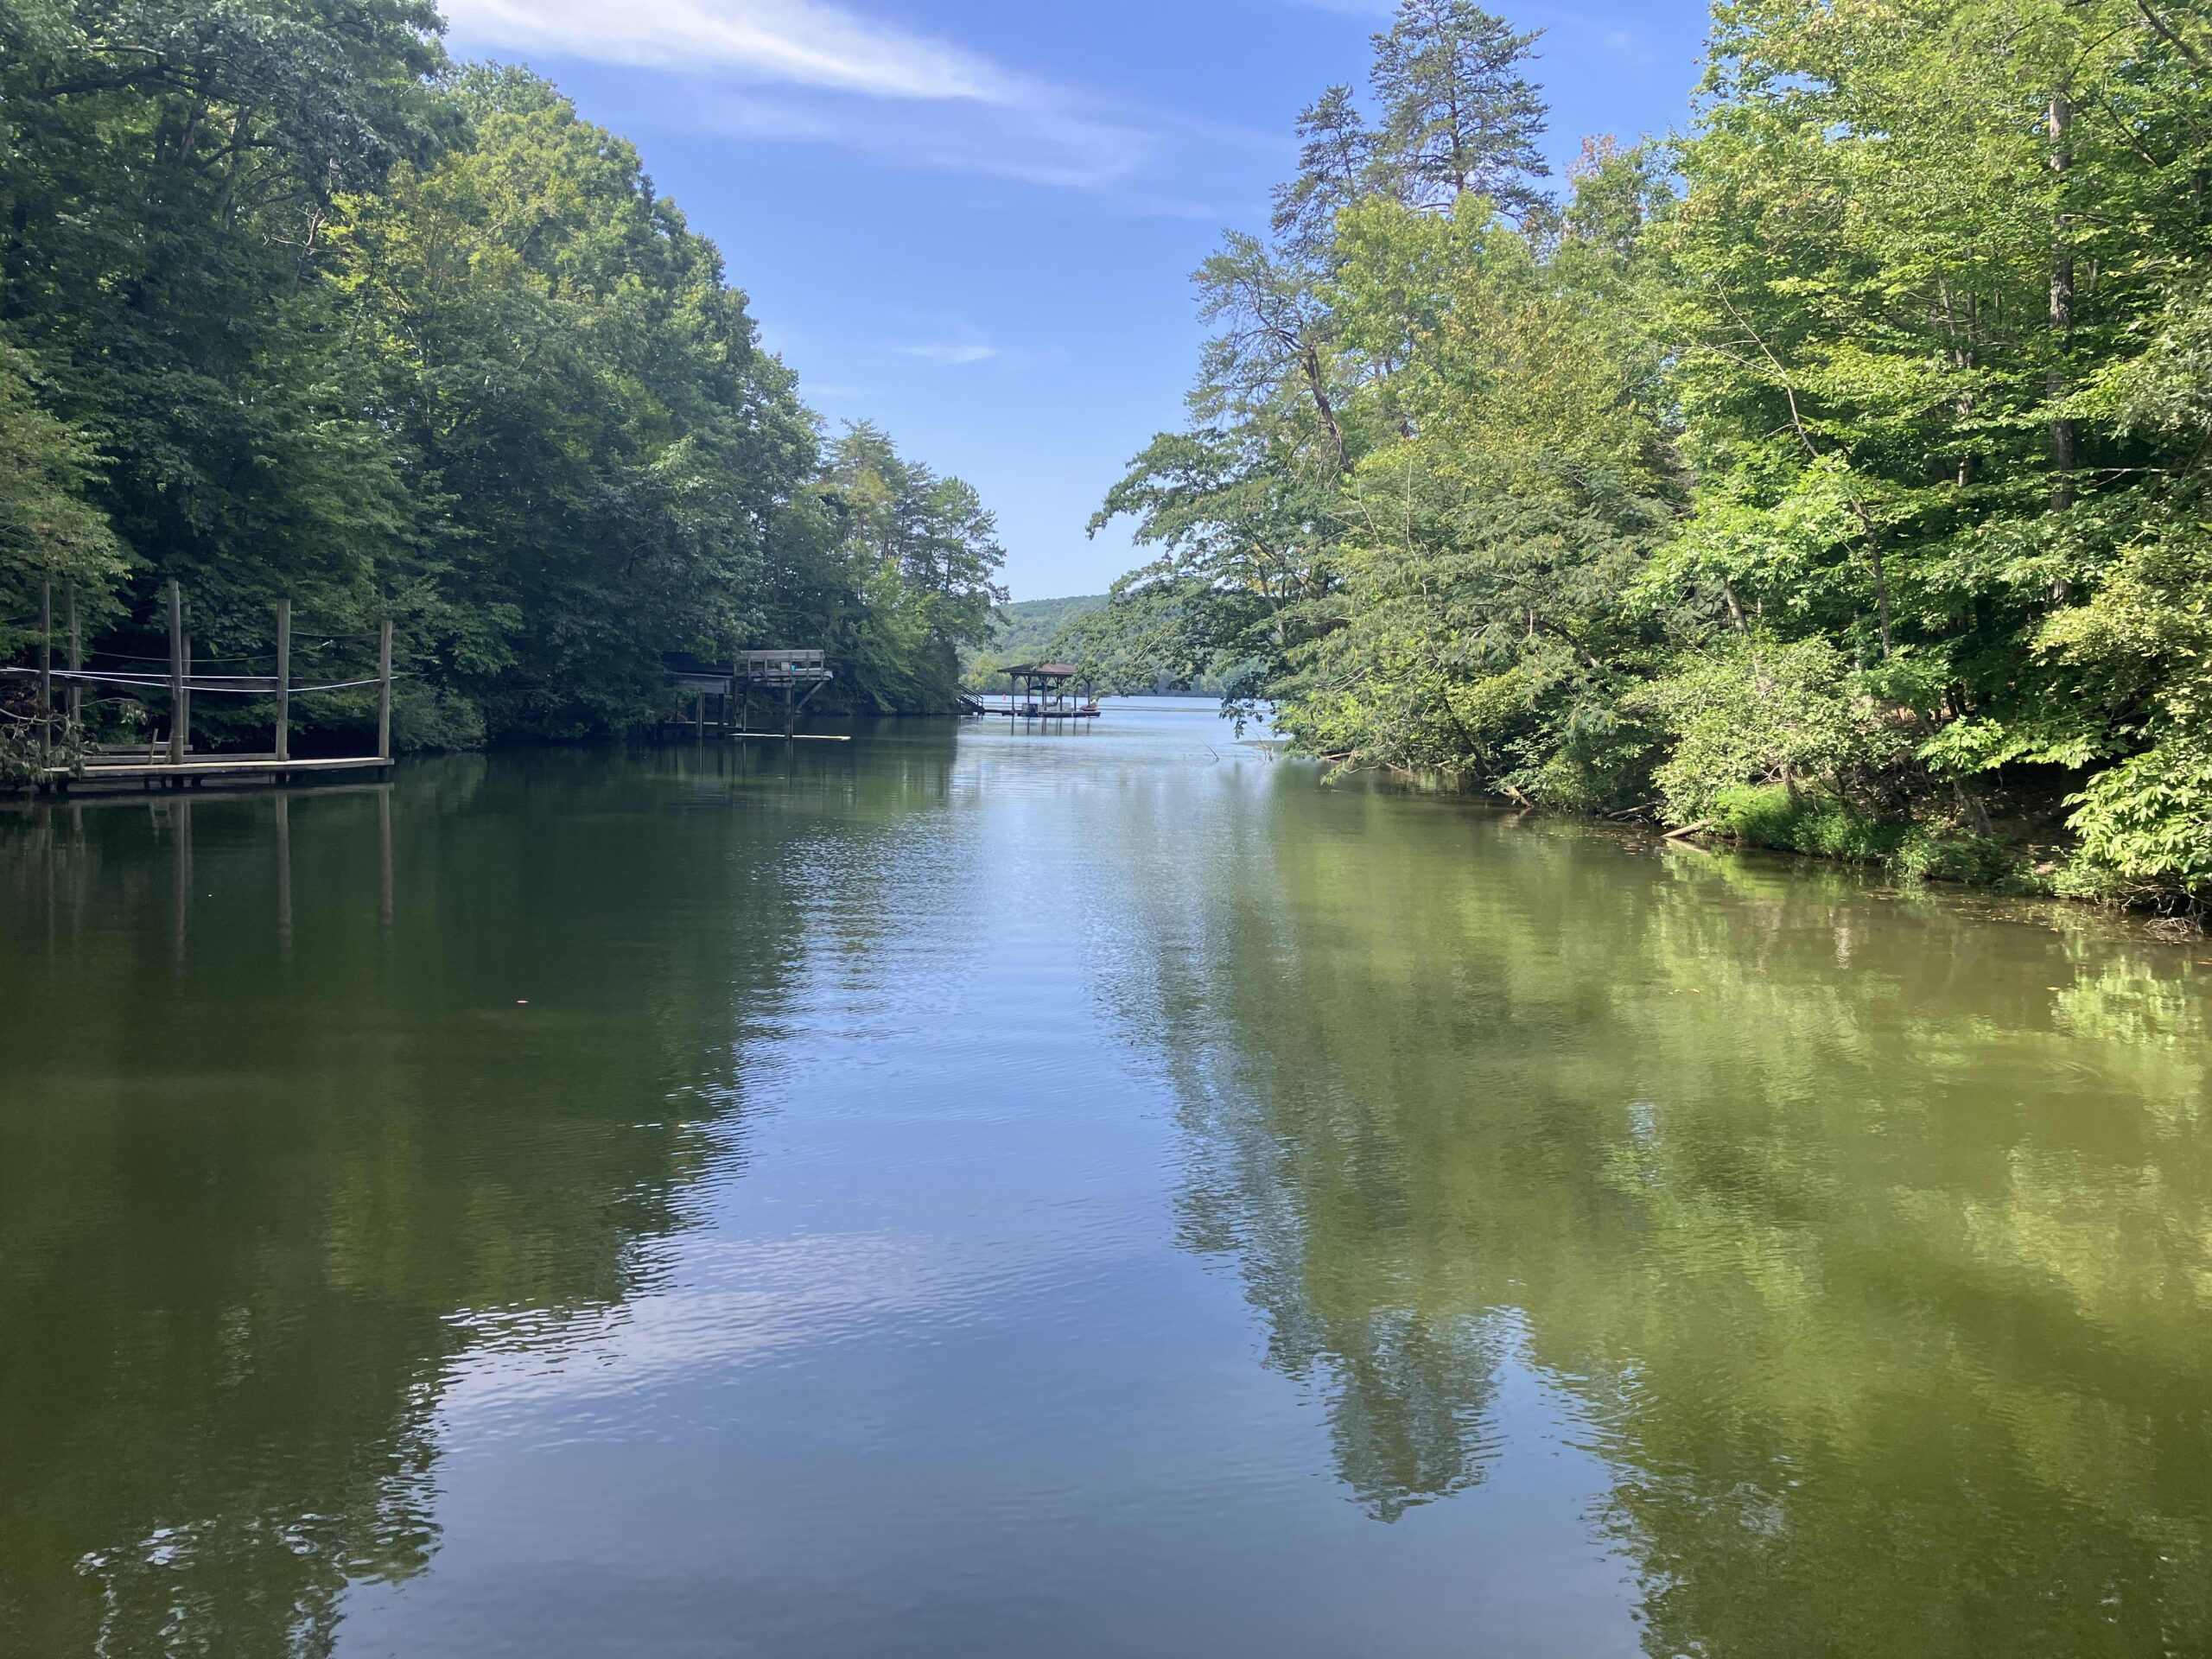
[
  {"x1": 1, "y1": 8, "x2": 1005, "y2": 785},
  {"x1": 1060, "y1": 0, "x2": 2212, "y2": 918}
]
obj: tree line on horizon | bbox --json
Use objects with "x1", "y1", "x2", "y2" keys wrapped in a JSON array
[
  {"x1": 0, "y1": 0, "x2": 1006, "y2": 772},
  {"x1": 962, "y1": 594, "x2": 1234, "y2": 697},
  {"x1": 1077, "y1": 0, "x2": 2212, "y2": 910}
]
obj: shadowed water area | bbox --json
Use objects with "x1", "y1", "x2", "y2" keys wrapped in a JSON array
[{"x1": 2, "y1": 701, "x2": 2209, "y2": 1656}]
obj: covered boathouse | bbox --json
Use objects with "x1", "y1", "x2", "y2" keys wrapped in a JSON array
[{"x1": 968, "y1": 662, "x2": 1101, "y2": 723}]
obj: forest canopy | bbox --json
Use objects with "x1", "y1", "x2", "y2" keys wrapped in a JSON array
[
  {"x1": 1082, "y1": 0, "x2": 2212, "y2": 909},
  {"x1": 0, "y1": 0, "x2": 1005, "y2": 767}
]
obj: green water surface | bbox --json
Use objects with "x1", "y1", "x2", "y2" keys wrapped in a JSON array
[{"x1": 2, "y1": 702, "x2": 2207, "y2": 1656}]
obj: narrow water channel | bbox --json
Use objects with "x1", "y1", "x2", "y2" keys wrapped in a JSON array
[{"x1": 3, "y1": 701, "x2": 2207, "y2": 1656}]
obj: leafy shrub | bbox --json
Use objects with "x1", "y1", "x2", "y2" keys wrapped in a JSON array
[
  {"x1": 1707, "y1": 782, "x2": 2021, "y2": 885},
  {"x1": 1888, "y1": 827, "x2": 2021, "y2": 887},
  {"x1": 2059, "y1": 741, "x2": 2212, "y2": 908},
  {"x1": 1637, "y1": 637, "x2": 1893, "y2": 823},
  {"x1": 1708, "y1": 783, "x2": 1896, "y2": 859}
]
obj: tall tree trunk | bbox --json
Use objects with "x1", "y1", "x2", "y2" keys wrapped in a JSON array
[
  {"x1": 1300, "y1": 344, "x2": 1350, "y2": 474},
  {"x1": 2047, "y1": 92, "x2": 2076, "y2": 603}
]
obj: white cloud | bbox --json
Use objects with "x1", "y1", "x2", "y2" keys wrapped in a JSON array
[
  {"x1": 440, "y1": 0, "x2": 1014, "y2": 102},
  {"x1": 698, "y1": 85, "x2": 1160, "y2": 191},
  {"x1": 439, "y1": 0, "x2": 1274, "y2": 208},
  {"x1": 442, "y1": 0, "x2": 1191, "y2": 195},
  {"x1": 893, "y1": 341, "x2": 998, "y2": 366}
]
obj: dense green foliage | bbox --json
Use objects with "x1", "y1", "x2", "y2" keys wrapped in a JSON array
[
  {"x1": 960, "y1": 592, "x2": 1234, "y2": 696},
  {"x1": 961, "y1": 593, "x2": 1105, "y2": 689},
  {"x1": 1089, "y1": 0, "x2": 2212, "y2": 908},
  {"x1": 0, "y1": 0, "x2": 1001, "y2": 774}
]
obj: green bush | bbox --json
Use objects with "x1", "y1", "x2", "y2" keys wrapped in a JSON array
[
  {"x1": 1638, "y1": 637, "x2": 1893, "y2": 824},
  {"x1": 1888, "y1": 827, "x2": 2021, "y2": 887},
  {"x1": 1708, "y1": 783, "x2": 1898, "y2": 861},
  {"x1": 1706, "y1": 783, "x2": 2020, "y2": 886},
  {"x1": 2058, "y1": 741, "x2": 2212, "y2": 908}
]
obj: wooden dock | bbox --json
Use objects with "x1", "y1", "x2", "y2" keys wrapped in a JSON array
[
  {"x1": 664, "y1": 647, "x2": 835, "y2": 741},
  {"x1": 47, "y1": 754, "x2": 394, "y2": 791},
  {"x1": 8, "y1": 579, "x2": 397, "y2": 794}
]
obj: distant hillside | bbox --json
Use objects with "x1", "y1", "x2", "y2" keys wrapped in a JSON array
[
  {"x1": 963, "y1": 592, "x2": 1231, "y2": 697},
  {"x1": 994, "y1": 594, "x2": 1109, "y2": 659},
  {"x1": 963, "y1": 594, "x2": 1107, "y2": 686}
]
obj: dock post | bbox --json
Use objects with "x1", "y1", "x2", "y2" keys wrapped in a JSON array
[
  {"x1": 377, "y1": 616, "x2": 393, "y2": 761},
  {"x1": 180, "y1": 597, "x2": 193, "y2": 778},
  {"x1": 275, "y1": 598, "x2": 291, "y2": 764},
  {"x1": 65, "y1": 583, "x2": 79, "y2": 735},
  {"x1": 167, "y1": 579, "x2": 185, "y2": 766},
  {"x1": 37, "y1": 578, "x2": 51, "y2": 765}
]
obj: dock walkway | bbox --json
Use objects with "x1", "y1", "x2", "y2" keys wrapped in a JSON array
[{"x1": 48, "y1": 754, "x2": 394, "y2": 791}]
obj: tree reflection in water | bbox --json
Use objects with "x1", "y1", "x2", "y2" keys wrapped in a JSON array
[
  {"x1": 0, "y1": 737, "x2": 957, "y2": 1658},
  {"x1": 1106, "y1": 772, "x2": 2212, "y2": 1656},
  {"x1": 3, "y1": 732, "x2": 2208, "y2": 1658}
]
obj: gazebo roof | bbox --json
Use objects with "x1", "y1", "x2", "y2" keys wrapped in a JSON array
[{"x1": 1003, "y1": 662, "x2": 1079, "y2": 681}]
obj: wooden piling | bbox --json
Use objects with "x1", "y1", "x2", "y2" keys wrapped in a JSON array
[
  {"x1": 182, "y1": 606, "x2": 194, "y2": 774},
  {"x1": 37, "y1": 579, "x2": 51, "y2": 764},
  {"x1": 275, "y1": 597, "x2": 291, "y2": 764},
  {"x1": 65, "y1": 582, "x2": 79, "y2": 734},
  {"x1": 167, "y1": 580, "x2": 185, "y2": 766},
  {"x1": 180, "y1": 597, "x2": 193, "y2": 775},
  {"x1": 377, "y1": 617, "x2": 393, "y2": 762}
]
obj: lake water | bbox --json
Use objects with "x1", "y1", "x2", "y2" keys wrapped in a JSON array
[{"x1": 3, "y1": 699, "x2": 2208, "y2": 1657}]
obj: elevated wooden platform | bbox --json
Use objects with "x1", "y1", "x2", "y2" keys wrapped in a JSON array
[{"x1": 664, "y1": 646, "x2": 834, "y2": 740}]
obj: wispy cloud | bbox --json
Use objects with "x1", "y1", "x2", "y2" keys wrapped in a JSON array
[
  {"x1": 439, "y1": 0, "x2": 1265, "y2": 207},
  {"x1": 695, "y1": 84, "x2": 1161, "y2": 191},
  {"x1": 892, "y1": 341, "x2": 998, "y2": 367},
  {"x1": 439, "y1": 0, "x2": 1014, "y2": 102}
]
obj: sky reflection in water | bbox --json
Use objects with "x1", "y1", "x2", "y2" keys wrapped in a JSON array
[{"x1": 1, "y1": 702, "x2": 2206, "y2": 1656}]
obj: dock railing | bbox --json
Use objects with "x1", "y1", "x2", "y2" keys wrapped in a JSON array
[{"x1": 6, "y1": 578, "x2": 397, "y2": 790}]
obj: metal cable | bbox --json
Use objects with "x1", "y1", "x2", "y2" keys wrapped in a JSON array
[{"x1": 3, "y1": 667, "x2": 393, "y2": 694}]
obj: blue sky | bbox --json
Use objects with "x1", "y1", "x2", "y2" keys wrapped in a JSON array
[{"x1": 437, "y1": 0, "x2": 1713, "y2": 599}]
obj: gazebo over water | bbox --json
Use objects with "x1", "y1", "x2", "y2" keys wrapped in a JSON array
[{"x1": 983, "y1": 662, "x2": 1100, "y2": 722}]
